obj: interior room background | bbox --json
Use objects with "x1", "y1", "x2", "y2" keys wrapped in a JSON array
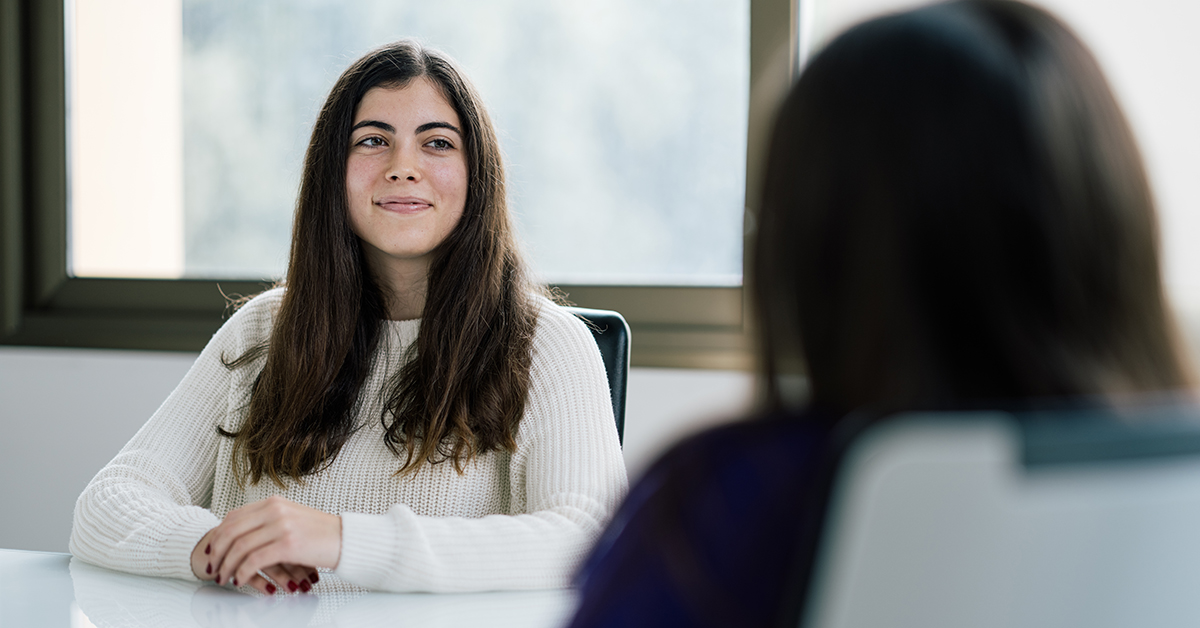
[{"x1": 3, "y1": 0, "x2": 1197, "y2": 553}]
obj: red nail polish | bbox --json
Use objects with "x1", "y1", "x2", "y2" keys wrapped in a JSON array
[
  {"x1": 206, "y1": 564, "x2": 212, "y2": 574},
  {"x1": 205, "y1": 544, "x2": 211, "y2": 555},
  {"x1": 266, "y1": 583, "x2": 276, "y2": 595},
  {"x1": 215, "y1": 575, "x2": 221, "y2": 584},
  {"x1": 232, "y1": 578, "x2": 238, "y2": 587},
  {"x1": 299, "y1": 580, "x2": 311, "y2": 593},
  {"x1": 309, "y1": 572, "x2": 319, "y2": 584},
  {"x1": 287, "y1": 580, "x2": 298, "y2": 592}
]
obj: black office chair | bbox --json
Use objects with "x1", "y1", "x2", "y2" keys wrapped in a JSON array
[
  {"x1": 564, "y1": 307, "x2": 630, "y2": 445},
  {"x1": 799, "y1": 403, "x2": 1200, "y2": 627}
]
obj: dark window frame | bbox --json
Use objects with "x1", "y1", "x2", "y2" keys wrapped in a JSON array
[{"x1": 0, "y1": 0, "x2": 797, "y2": 369}]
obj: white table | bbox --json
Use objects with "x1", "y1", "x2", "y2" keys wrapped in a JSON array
[{"x1": 0, "y1": 548, "x2": 578, "y2": 627}]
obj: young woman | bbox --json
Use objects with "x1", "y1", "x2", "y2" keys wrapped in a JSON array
[
  {"x1": 70, "y1": 41, "x2": 628, "y2": 595},
  {"x1": 568, "y1": 1, "x2": 1195, "y2": 625}
]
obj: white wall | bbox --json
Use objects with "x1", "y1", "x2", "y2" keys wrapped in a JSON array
[
  {"x1": 0, "y1": 346, "x2": 752, "y2": 552},
  {"x1": 0, "y1": 347, "x2": 196, "y2": 553}
]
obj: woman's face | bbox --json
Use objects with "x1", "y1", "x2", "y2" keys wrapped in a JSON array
[{"x1": 346, "y1": 78, "x2": 468, "y2": 280}]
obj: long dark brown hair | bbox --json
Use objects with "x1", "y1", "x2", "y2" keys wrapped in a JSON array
[
  {"x1": 753, "y1": 0, "x2": 1194, "y2": 416},
  {"x1": 223, "y1": 41, "x2": 539, "y2": 485}
]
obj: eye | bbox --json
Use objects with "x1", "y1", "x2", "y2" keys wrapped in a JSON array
[
  {"x1": 426, "y1": 138, "x2": 455, "y2": 151},
  {"x1": 355, "y1": 135, "x2": 387, "y2": 148}
]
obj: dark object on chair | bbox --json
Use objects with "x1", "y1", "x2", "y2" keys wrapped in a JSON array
[
  {"x1": 796, "y1": 403, "x2": 1200, "y2": 627},
  {"x1": 565, "y1": 307, "x2": 630, "y2": 445}
]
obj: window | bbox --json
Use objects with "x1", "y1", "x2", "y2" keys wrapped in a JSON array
[
  {"x1": 73, "y1": 1, "x2": 749, "y2": 286},
  {"x1": 0, "y1": 0, "x2": 799, "y2": 368}
]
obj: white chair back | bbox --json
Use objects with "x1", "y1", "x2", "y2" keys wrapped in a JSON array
[{"x1": 804, "y1": 405, "x2": 1200, "y2": 628}]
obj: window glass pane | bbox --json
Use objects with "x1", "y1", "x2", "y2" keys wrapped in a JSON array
[{"x1": 68, "y1": 0, "x2": 750, "y2": 286}]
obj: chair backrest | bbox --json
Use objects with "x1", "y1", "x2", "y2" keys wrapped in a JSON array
[
  {"x1": 565, "y1": 307, "x2": 630, "y2": 445},
  {"x1": 803, "y1": 404, "x2": 1200, "y2": 628}
]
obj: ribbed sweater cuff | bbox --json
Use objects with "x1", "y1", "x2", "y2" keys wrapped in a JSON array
[
  {"x1": 160, "y1": 507, "x2": 220, "y2": 581},
  {"x1": 336, "y1": 510, "x2": 405, "y2": 590}
]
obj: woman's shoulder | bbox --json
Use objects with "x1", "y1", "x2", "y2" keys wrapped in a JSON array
[
  {"x1": 231, "y1": 285, "x2": 287, "y2": 315},
  {"x1": 655, "y1": 407, "x2": 837, "y2": 475},
  {"x1": 571, "y1": 407, "x2": 840, "y2": 625},
  {"x1": 631, "y1": 408, "x2": 841, "y2": 518},
  {"x1": 211, "y1": 286, "x2": 286, "y2": 349},
  {"x1": 614, "y1": 407, "x2": 840, "y2": 538},
  {"x1": 529, "y1": 294, "x2": 585, "y2": 329},
  {"x1": 527, "y1": 295, "x2": 597, "y2": 353}
]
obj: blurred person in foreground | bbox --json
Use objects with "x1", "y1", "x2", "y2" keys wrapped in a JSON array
[{"x1": 567, "y1": 1, "x2": 1196, "y2": 625}]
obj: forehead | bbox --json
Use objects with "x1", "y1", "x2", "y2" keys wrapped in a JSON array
[{"x1": 353, "y1": 77, "x2": 461, "y2": 128}]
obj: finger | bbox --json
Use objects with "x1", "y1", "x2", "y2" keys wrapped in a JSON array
[
  {"x1": 233, "y1": 545, "x2": 295, "y2": 593},
  {"x1": 299, "y1": 564, "x2": 321, "y2": 586},
  {"x1": 191, "y1": 529, "x2": 218, "y2": 581},
  {"x1": 208, "y1": 503, "x2": 280, "y2": 582},
  {"x1": 298, "y1": 567, "x2": 316, "y2": 593},
  {"x1": 224, "y1": 521, "x2": 317, "y2": 589},
  {"x1": 282, "y1": 563, "x2": 316, "y2": 593},
  {"x1": 243, "y1": 572, "x2": 277, "y2": 596},
  {"x1": 217, "y1": 525, "x2": 281, "y2": 587},
  {"x1": 212, "y1": 496, "x2": 340, "y2": 586},
  {"x1": 261, "y1": 563, "x2": 303, "y2": 594}
]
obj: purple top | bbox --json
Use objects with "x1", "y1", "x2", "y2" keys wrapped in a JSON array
[{"x1": 567, "y1": 409, "x2": 840, "y2": 627}]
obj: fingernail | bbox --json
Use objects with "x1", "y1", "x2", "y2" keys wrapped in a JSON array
[
  {"x1": 299, "y1": 580, "x2": 311, "y2": 593},
  {"x1": 232, "y1": 578, "x2": 239, "y2": 587},
  {"x1": 205, "y1": 544, "x2": 211, "y2": 555},
  {"x1": 215, "y1": 575, "x2": 221, "y2": 584},
  {"x1": 206, "y1": 564, "x2": 212, "y2": 575},
  {"x1": 287, "y1": 580, "x2": 298, "y2": 592},
  {"x1": 265, "y1": 583, "x2": 276, "y2": 595},
  {"x1": 309, "y1": 572, "x2": 319, "y2": 584}
]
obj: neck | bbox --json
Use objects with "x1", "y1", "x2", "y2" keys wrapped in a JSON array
[{"x1": 366, "y1": 254, "x2": 430, "y2": 321}]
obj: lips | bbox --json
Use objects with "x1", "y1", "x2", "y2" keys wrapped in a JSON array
[{"x1": 376, "y1": 196, "x2": 433, "y2": 214}]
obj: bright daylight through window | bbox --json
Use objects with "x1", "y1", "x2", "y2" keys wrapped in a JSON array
[{"x1": 67, "y1": 0, "x2": 750, "y2": 287}]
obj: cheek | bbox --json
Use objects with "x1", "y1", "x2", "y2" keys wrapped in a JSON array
[
  {"x1": 430, "y1": 160, "x2": 469, "y2": 206},
  {"x1": 344, "y1": 162, "x2": 374, "y2": 238},
  {"x1": 441, "y1": 164, "x2": 468, "y2": 235},
  {"x1": 345, "y1": 161, "x2": 371, "y2": 204}
]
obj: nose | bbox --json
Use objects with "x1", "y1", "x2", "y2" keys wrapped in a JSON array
[{"x1": 386, "y1": 145, "x2": 419, "y2": 182}]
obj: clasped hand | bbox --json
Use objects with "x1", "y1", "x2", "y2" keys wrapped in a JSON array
[{"x1": 190, "y1": 495, "x2": 342, "y2": 596}]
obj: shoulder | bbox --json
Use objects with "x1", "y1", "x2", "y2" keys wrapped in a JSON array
[
  {"x1": 210, "y1": 286, "x2": 286, "y2": 353},
  {"x1": 530, "y1": 295, "x2": 591, "y2": 339},
  {"x1": 659, "y1": 409, "x2": 834, "y2": 473},
  {"x1": 229, "y1": 286, "x2": 286, "y2": 322},
  {"x1": 599, "y1": 407, "x2": 839, "y2": 561},
  {"x1": 572, "y1": 408, "x2": 838, "y2": 624},
  {"x1": 516, "y1": 295, "x2": 618, "y2": 446},
  {"x1": 599, "y1": 408, "x2": 838, "y2": 536},
  {"x1": 632, "y1": 408, "x2": 837, "y2": 517},
  {"x1": 527, "y1": 295, "x2": 600, "y2": 361}
]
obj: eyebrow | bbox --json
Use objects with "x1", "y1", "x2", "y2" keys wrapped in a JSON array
[
  {"x1": 351, "y1": 120, "x2": 395, "y2": 134},
  {"x1": 350, "y1": 120, "x2": 462, "y2": 136},
  {"x1": 416, "y1": 121, "x2": 462, "y2": 136}
]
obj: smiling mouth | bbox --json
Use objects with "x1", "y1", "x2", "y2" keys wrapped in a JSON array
[{"x1": 376, "y1": 198, "x2": 432, "y2": 213}]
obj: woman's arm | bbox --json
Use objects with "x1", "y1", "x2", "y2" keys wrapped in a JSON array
[
  {"x1": 333, "y1": 302, "x2": 629, "y2": 592},
  {"x1": 69, "y1": 291, "x2": 280, "y2": 580}
]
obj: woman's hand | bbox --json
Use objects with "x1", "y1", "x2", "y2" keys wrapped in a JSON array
[
  {"x1": 194, "y1": 496, "x2": 342, "y2": 595},
  {"x1": 191, "y1": 527, "x2": 315, "y2": 595}
]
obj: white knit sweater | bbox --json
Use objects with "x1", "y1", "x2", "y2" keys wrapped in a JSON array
[{"x1": 69, "y1": 288, "x2": 628, "y2": 592}]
